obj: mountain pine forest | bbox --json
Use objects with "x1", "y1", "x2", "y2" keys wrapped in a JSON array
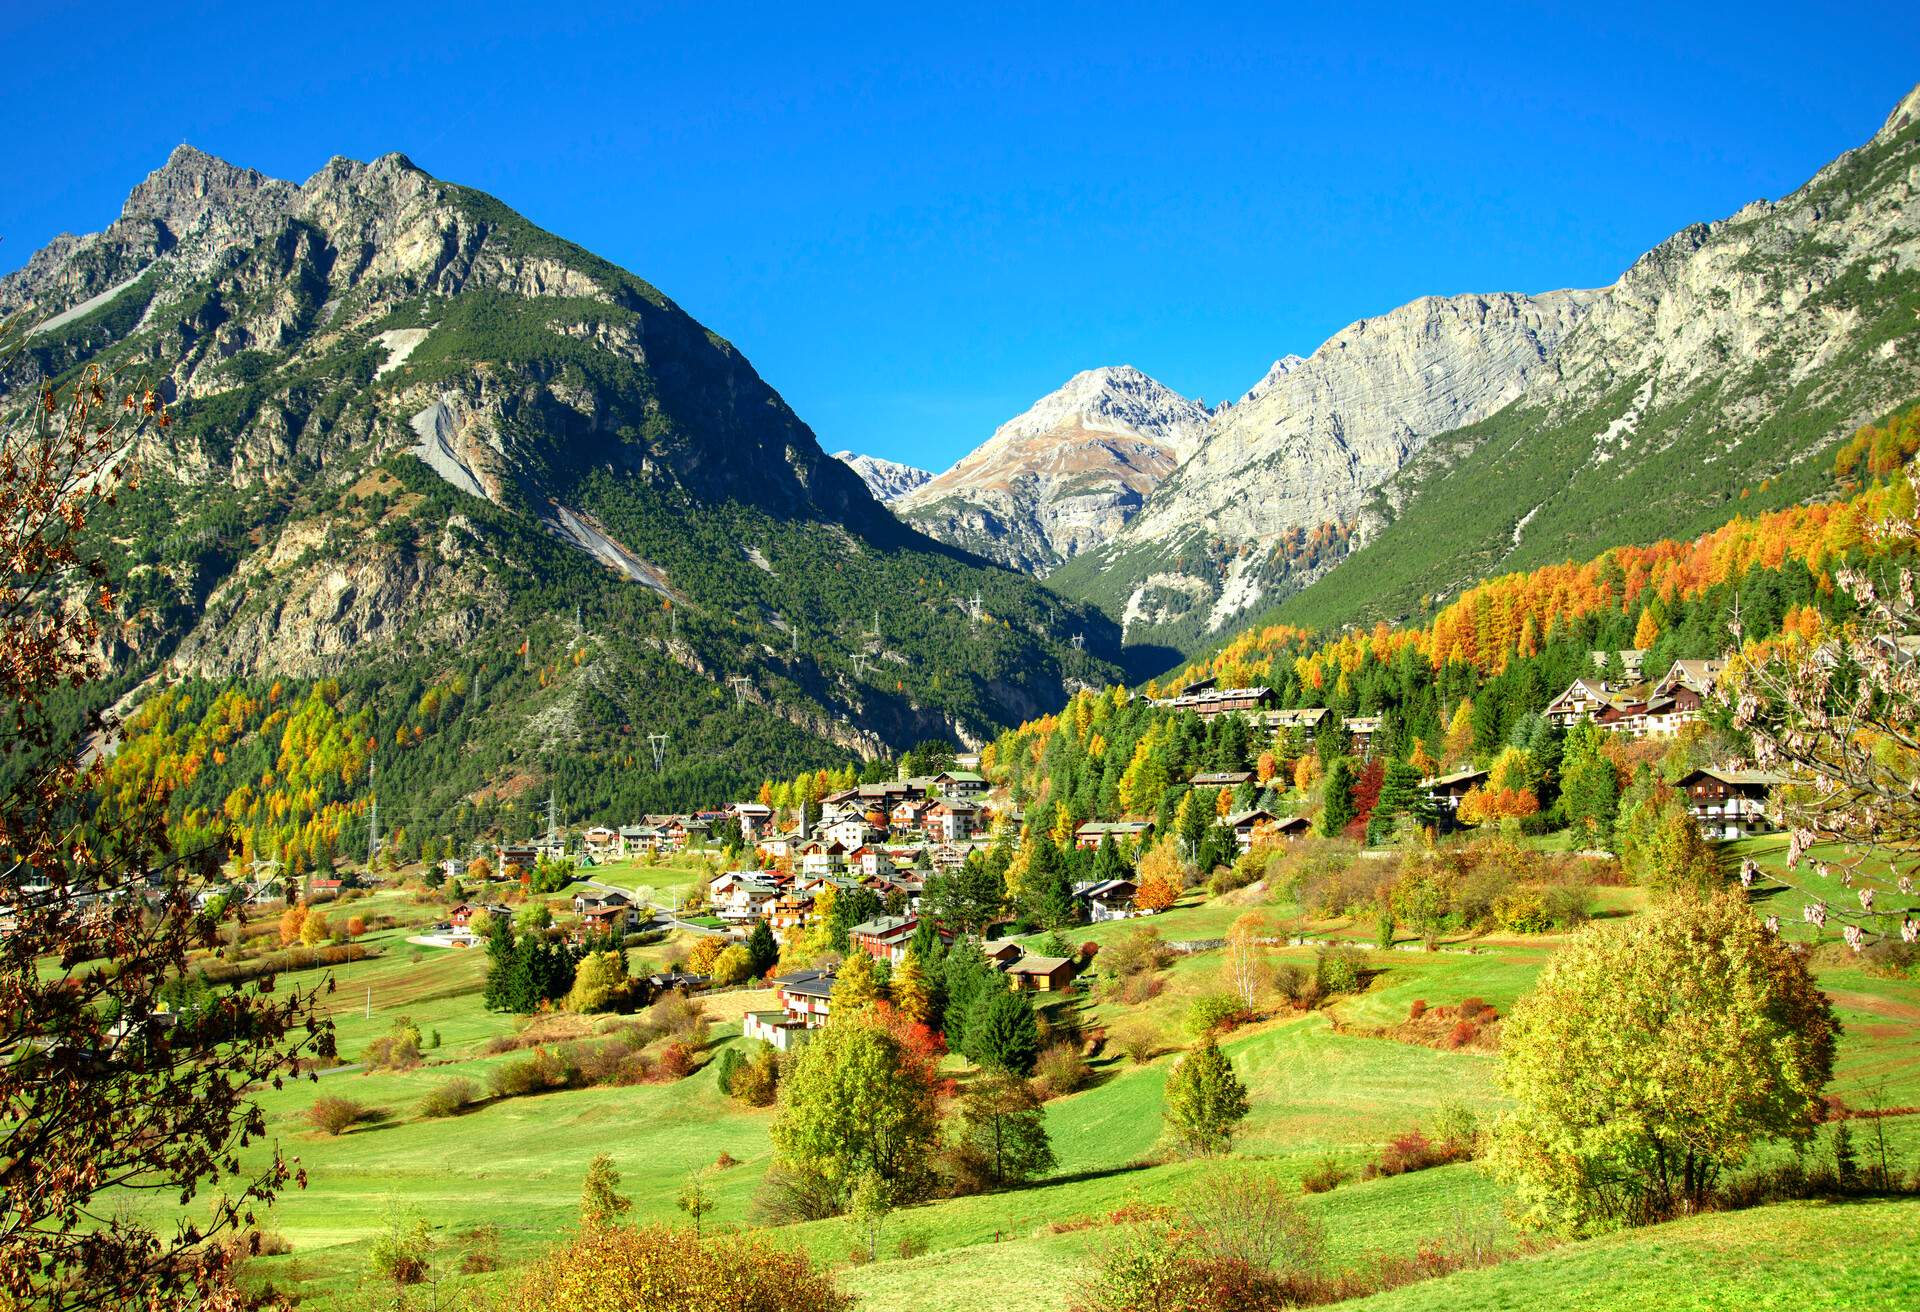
[{"x1": 3, "y1": 35, "x2": 1919, "y2": 1312}]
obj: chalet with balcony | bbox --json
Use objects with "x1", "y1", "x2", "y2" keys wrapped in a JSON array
[
  {"x1": 848, "y1": 914, "x2": 924, "y2": 965},
  {"x1": 1343, "y1": 716, "x2": 1384, "y2": 757},
  {"x1": 933, "y1": 770, "x2": 989, "y2": 798},
  {"x1": 1074, "y1": 820, "x2": 1154, "y2": 851},
  {"x1": 1421, "y1": 768, "x2": 1490, "y2": 814},
  {"x1": 1267, "y1": 706, "x2": 1330, "y2": 742},
  {"x1": 1544, "y1": 678, "x2": 1621, "y2": 729},
  {"x1": 1190, "y1": 770, "x2": 1253, "y2": 788},
  {"x1": 1151, "y1": 685, "x2": 1278, "y2": 717},
  {"x1": 742, "y1": 967, "x2": 837, "y2": 1051},
  {"x1": 728, "y1": 802, "x2": 774, "y2": 842},
  {"x1": 927, "y1": 799, "x2": 980, "y2": 844},
  {"x1": 1073, "y1": 878, "x2": 1139, "y2": 923},
  {"x1": 1677, "y1": 767, "x2": 1783, "y2": 839}
]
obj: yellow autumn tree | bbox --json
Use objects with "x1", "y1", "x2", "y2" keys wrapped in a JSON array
[
  {"x1": 1633, "y1": 608, "x2": 1661, "y2": 650},
  {"x1": 1442, "y1": 700, "x2": 1476, "y2": 765}
]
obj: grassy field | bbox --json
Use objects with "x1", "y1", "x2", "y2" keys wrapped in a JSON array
[
  {"x1": 162, "y1": 848, "x2": 1920, "y2": 1312},
  {"x1": 1343, "y1": 1197, "x2": 1920, "y2": 1311},
  {"x1": 574, "y1": 852, "x2": 717, "y2": 901}
]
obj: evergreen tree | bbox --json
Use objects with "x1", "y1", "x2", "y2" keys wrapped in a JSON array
[
  {"x1": 1019, "y1": 836, "x2": 1077, "y2": 930},
  {"x1": 966, "y1": 987, "x2": 1041, "y2": 1075},
  {"x1": 745, "y1": 919, "x2": 780, "y2": 980},
  {"x1": 1559, "y1": 721, "x2": 1620, "y2": 842},
  {"x1": 830, "y1": 885, "x2": 883, "y2": 952},
  {"x1": 1367, "y1": 758, "x2": 1437, "y2": 844},
  {"x1": 941, "y1": 939, "x2": 998, "y2": 1054},
  {"x1": 1162, "y1": 1035, "x2": 1251, "y2": 1156},
  {"x1": 1320, "y1": 758, "x2": 1359, "y2": 837}
]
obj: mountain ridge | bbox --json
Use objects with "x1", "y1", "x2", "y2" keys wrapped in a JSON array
[
  {"x1": 1052, "y1": 81, "x2": 1920, "y2": 659},
  {"x1": 897, "y1": 364, "x2": 1212, "y2": 574},
  {"x1": 4, "y1": 144, "x2": 1126, "y2": 818}
]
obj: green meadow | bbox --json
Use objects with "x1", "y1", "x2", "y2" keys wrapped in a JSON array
[{"x1": 168, "y1": 865, "x2": 1920, "y2": 1311}]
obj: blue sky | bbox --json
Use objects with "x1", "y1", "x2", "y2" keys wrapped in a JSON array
[{"x1": 3, "y1": 3, "x2": 1916, "y2": 471}]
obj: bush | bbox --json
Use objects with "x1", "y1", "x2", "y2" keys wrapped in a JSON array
[
  {"x1": 1208, "y1": 859, "x2": 1259, "y2": 898},
  {"x1": 1271, "y1": 963, "x2": 1319, "y2": 1010},
  {"x1": 1364, "y1": 1128, "x2": 1467, "y2": 1179},
  {"x1": 649, "y1": 990, "x2": 711, "y2": 1048},
  {"x1": 1080, "y1": 1170, "x2": 1328, "y2": 1312},
  {"x1": 728, "y1": 1042, "x2": 782, "y2": 1106},
  {"x1": 306, "y1": 1096, "x2": 375, "y2": 1136},
  {"x1": 1431, "y1": 1101, "x2": 1480, "y2": 1157},
  {"x1": 1186, "y1": 993, "x2": 1248, "y2": 1038},
  {"x1": 1494, "y1": 886, "x2": 1554, "y2": 934},
  {"x1": 1407, "y1": 998, "x2": 1428, "y2": 1020},
  {"x1": 1033, "y1": 1041, "x2": 1091, "y2": 1098},
  {"x1": 1112, "y1": 1021, "x2": 1158, "y2": 1065},
  {"x1": 364, "y1": 1016, "x2": 424, "y2": 1071},
  {"x1": 1280, "y1": 841, "x2": 1378, "y2": 917},
  {"x1": 418, "y1": 1078, "x2": 478, "y2": 1119},
  {"x1": 1314, "y1": 944, "x2": 1366, "y2": 996},
  {"x1": 368, "y1": 1212, "x2": 434, "y2": 1287},
  {"x1": 656, "y1": 1041, "x2": 695, "y2": 1080},
  {"x1": 1101, "y1": 926, "x2": 1172, "y2": 981},
  {"x1": 489, "y1": 1050, "x2": 564, "y2": 1100},
  {"x1": 457, "y1": 1223, "x2": 501, "y2": 1274},
  {"x1": 1300, "y1": 1157, "x2": 1346, "y2": 1193},
  {"x1": 503, "y1": 1220, "x2": 854, "y2": 1312},
  {"x1": 750, "y1": 1164, "x2": 843, "y2": 1226},
  {"x1": 1542, "y1": 881, "x2": 1594, "y2": 930}
]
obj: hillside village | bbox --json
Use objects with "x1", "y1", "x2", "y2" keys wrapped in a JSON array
[{"x1": 230, "y1": 635, "x2": 1783, "y2": 1042}]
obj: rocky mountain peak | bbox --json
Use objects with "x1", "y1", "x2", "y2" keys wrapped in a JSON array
[
  {"x1": 119, "y1": 143, "x2": 296, "y2": 236},
  {"x1": 832, "y1": 451, "x2": 934, "y2": 503},
  {"x1": 895, "y1": 364, "x2": 1210, "y2": 574},
  {"x1": 992, "y1": 364, "x2": 1212, "y2": 459},
  {"x1": 1875, "y1": 80, "x2": 1920, "y2": 144}
]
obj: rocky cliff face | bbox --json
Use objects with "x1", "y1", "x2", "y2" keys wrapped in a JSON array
[
  {"x1": 1274, "y1": 80, "x2": 1920, "y2": 633},
  {"x1": 833, "y1": 451, "x2": 933, "y2": 502},
  {"x1": 897, "y1": 365, "x2": 1212, "y2": 574},
  {"x1": 1056, "y1": 81, "x2": 1920, "y2": 652},
  {"x1": 4, "y1": 147, "x2": 1120, "y2": 786}
]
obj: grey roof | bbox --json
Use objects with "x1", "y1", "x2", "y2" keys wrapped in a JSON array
[
  {"x1": 1421, "y1": 768, "x2": 1489, "y2": 789},
  {"x1": 774, "y1": 968, "x2": 837, "y2": 999},
  {"x1": 1687, "y1": 767, "x2": 1785, "y2": 787}
]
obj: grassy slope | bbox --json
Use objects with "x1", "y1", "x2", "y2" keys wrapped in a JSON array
[
  {"x1": 1343, "y1": 1198, "x2": 1920, "y2": 1312},
  {"x1": 197, "y1": 871, "x2": 1920, "y2": 1309}
]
